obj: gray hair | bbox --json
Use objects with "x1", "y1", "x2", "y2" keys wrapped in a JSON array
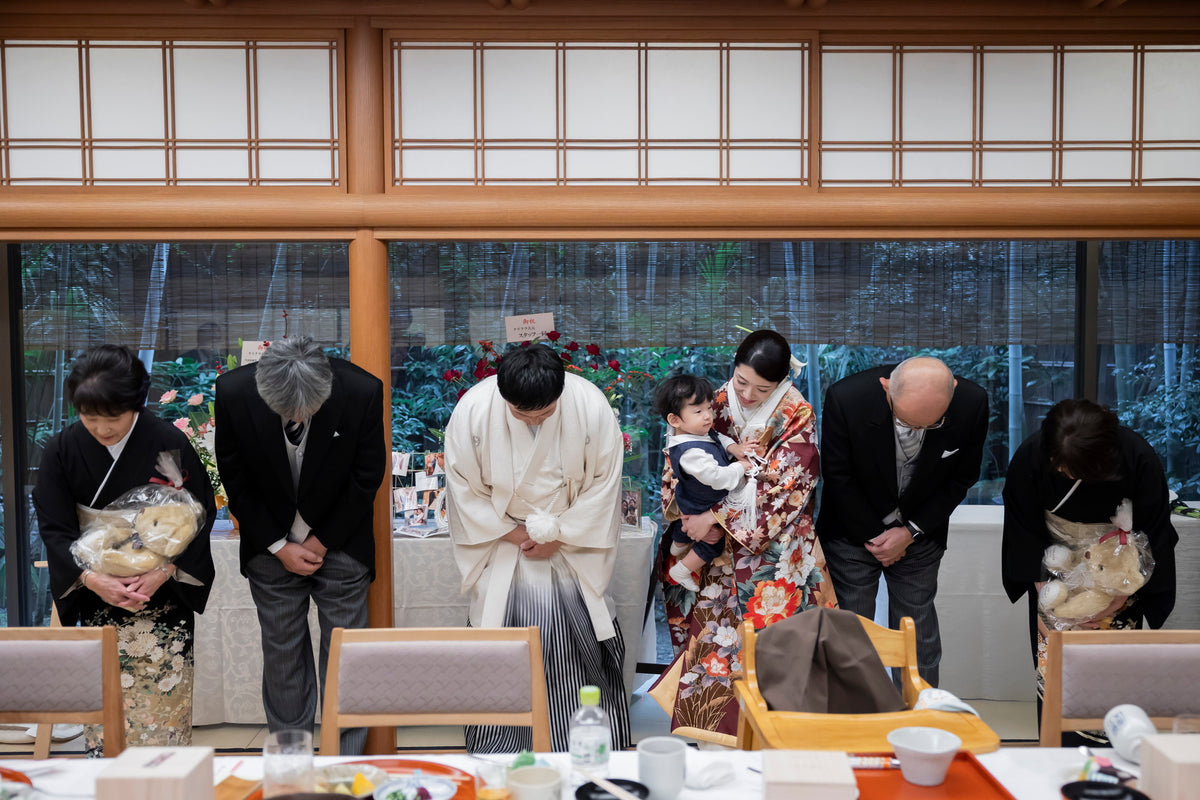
[
  {"x1": 254, "y1": 336, "x2": 333, "y2": 420},
  {"x1": 889, "y1": 356, "x2": 955, "y2": 401}
]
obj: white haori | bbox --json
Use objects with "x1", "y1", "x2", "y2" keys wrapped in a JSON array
[{"x1": 445, "y1": 373, "x2": 624, "y2": 641}]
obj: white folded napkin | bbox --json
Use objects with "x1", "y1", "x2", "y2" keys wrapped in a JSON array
[{"x1": 913, "y1": 688, "x2": 980, "y2": 717}]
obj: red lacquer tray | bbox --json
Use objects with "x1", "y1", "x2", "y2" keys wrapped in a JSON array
[
  {"x1": 0, "y1": 767, "x2": 33, "y2": 787},
  {"x1": 247, "y1": 758, "x2": 474, "y2": 800},
  {"x1": 855, "y1": 751, "x2": 1017, "y2": 800}
]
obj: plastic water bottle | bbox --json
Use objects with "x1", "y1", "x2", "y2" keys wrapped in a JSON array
[
  {"x1": 1104, "y1": 703, "x2": 1156, "y2": 763},
  {"x1": 569, "y1": 684, "x2": 612, "y2": 785}
]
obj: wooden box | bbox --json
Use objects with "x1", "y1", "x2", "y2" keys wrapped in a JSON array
[
  {"x1": 96, "y1": 746, "x2": 214, "y2": 800},
  {"x1": 762, "y1": 750, "x2": 857, "y2": 800},
  {"x1": 1141, "y1": 734, "x2": 1200, "y2": 800}
]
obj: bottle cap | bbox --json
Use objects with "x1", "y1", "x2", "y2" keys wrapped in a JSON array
[{"x1": 579, "y1": 685, "x2": 600, "y2": 705}]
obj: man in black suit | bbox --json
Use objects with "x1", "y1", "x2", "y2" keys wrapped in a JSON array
[
  {"x1": 215, "y1": 336, "x2": 385, "y2": 754},
  {"x1": 817, "y1": 357, "x2": 988, "y2": 687}
]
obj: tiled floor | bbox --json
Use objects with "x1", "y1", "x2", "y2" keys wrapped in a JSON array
[{"x1": 0, "y1": 679, "x2": 1039, "y2": 758}]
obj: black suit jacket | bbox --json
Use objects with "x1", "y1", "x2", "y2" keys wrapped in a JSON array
[
  {"x1": 214, "y1": 357, "x2": 386, "y2": 577},
  {"x1": 817, "y1": 365, "x2": 989, "y2": 550}
]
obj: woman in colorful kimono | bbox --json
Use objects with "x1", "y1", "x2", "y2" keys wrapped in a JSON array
[
  {"x1": 34, "y1": 344, "x2": 216, "y2": 755},
  {"x1": 650, "y1": 330, "x2": 838, "y2": 745}
]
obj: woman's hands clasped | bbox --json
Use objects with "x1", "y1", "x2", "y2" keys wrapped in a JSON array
[{"x1": 83, "y1": 566, "x2": 174, "y2": 612}]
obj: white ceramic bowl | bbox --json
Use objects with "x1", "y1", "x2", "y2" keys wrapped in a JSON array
[{"x1": 886, "y1": 726, "x2": 962, "y2": 786}]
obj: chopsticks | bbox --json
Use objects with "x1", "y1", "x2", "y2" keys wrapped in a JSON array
[{"x1": 575, "y1": 768, "x2": 643, "y2": 800}]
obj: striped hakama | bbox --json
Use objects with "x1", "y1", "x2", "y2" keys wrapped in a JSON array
[{"x1": 465, "y1": 555, "x2": 631, "y2": 754}]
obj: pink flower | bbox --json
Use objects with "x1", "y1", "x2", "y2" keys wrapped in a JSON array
[
  {"x1": 159, "y1": 390, "x2": 178, "y2": 403},
  {"x1": 546, "y1": 330, "x2": 561, "y2": 341},
  {"x1": 187, "y1": 393, "x2": 204, "y2": 406},
  {"x1": 622, "y1": 432, "x2": 632, "y2": 453},
  {"x1": 172, "y1": 418, "x2": 193, "y2": 435}
]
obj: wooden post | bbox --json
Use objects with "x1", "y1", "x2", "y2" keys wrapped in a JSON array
[{"x1": 345, "y1": 16, "x2": 394, "y2": 755}]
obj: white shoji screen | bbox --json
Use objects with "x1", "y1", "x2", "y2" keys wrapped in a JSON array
[
  {"x1": 0, "y1": 39, "x2": 340, "y2": 186},
  {"x1": 392, "y1": 41, "x2": 809, "y2": 185},
  {"x1": 820, "y1": 43, "x2": 1200, "y2": 187}
]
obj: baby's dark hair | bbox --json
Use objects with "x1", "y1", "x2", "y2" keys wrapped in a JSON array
[{"x1": 654, "y1": 373, "x2": 715, "y2": 421}]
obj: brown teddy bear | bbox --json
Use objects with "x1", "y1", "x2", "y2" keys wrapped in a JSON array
[
  {"x1": 134, "y1": 502, "x2": 198, "y2": 559},
  {"x1": 73, "y1": 522, "x2": 165, "y2": 577},
  {"x1": 1038, "y1": 499, "x2": 1150, "y2": 626}
]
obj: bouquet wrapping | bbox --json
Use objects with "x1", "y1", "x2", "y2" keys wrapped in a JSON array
[
  {"x1": 1037, "y1": 500, "x2": 1154, "y2": 630},
  {"x1": 70, "y1": 451, "x2": 205, "y2": 577}
]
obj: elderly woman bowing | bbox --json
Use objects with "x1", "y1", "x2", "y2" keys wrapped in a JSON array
[{"x1": 34, "y1": 345, "x2": 215, "y2": 755}]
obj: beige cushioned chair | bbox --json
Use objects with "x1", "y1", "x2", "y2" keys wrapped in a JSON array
[
  {"x1": 0, "y1": 626, "x2": 125, "y2": 757},
  {"x1": 1041, "y1": 627, "x2": 1200, "y2": 746},
  {"x1": 319, "y1": 626, "x2": 551, "y2": 755}
]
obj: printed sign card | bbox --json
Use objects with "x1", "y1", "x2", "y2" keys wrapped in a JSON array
[
  {"x1": 240, "y1": 340, "x2": 272, "y2": 364},
  {"x1": 504, "y1": 312, "x2": 555, "y2": 343}
]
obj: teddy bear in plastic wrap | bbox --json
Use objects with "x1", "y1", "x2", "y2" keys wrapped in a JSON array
[{"x1": 1038, "y1": 499, "x2": 1153, "y2": 628}]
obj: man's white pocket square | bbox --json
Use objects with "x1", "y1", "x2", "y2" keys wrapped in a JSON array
[
  {"x1": 333, "y1": 431, "x2": 341, "y2": 438},
  {"x1": 941, "y1": 448, "x2": 959, "y2": 458}
]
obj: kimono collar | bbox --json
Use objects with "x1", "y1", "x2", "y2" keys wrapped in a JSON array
[{"x1": 727, "y1": 378, "x2": 791, "y2": 434}]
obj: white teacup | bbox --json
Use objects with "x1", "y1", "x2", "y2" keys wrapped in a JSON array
[
  {"x1": 507, "y1": 765, "x2": 561, "y2": 800},
  {"x1": 636, "y1": 735, "x2": 687, "y2": 800},
  {"x1": 886, "y1": 726, "x2": 962, "y2": 787}
]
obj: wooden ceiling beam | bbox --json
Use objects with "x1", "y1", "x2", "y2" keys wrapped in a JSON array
[{"x1": 3, "y1": 187, "x2": 1199, "y2": 237}]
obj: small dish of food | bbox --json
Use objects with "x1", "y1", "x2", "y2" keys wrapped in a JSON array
[{"x1": 314, "y1": 764, "x2": 391, "y2": 797}]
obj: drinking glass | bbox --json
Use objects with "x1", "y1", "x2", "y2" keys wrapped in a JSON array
[
  {"x1": 262, "y1": 729, "x2": 314, "y2": 798},
  {"x1": 473, "y1": 757, "x2": 512, "y2": 800},
  {"x1": 1173, "y1": 714, "x2": 1200, "y2": 734}
]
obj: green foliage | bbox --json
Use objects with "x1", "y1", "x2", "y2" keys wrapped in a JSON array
[{"x1": 1114, "y1": 352, "x2": 1200, "y2": 497}]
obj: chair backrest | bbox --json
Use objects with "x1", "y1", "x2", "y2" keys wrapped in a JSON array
[
  {"x1": 0, "y1": 626, "x2": 125, "y2": 757},
  {"x1": 319, "y1": 626, "x2": 551, "y2": 755},
  {"x1": 1040, "y1": 628, "x2": 1200, "y2": 746},
  {"x1": 735, "y1": 615, "x2": 1000, "y2": 754}
]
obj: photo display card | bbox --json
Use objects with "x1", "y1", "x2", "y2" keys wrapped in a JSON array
[{"x1": 391, "y1": 451, "x2": 447, "y2": 537}]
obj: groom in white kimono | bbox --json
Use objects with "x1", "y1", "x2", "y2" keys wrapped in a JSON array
[{"x1": 445, "y1": 343, "x2": 632, "y2": 753}]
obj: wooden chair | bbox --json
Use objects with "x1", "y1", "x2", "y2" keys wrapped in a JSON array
[
  {"x1": 1041, "y1": 628, "x2": 1200, "y2": 746},
  {"x1": 0, "y1": 626, "x2": 125, "y2": 757},
  {"x1": 30, "y1": 560, "x2": 65, "y2": 759},
  {"x1": 319, "y1": 626, "x2": 551, "y2": 755},
  {"x1": 735, "y1": 616, "x2": 1000, "y2": 753}
]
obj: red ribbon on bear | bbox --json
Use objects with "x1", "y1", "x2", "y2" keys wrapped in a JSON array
[{"x1": 1099, "y1": 529, "x2": 1130, "y2": 545}]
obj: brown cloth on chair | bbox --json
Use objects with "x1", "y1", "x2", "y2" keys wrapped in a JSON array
[{"x1": 755, "y1": 607, "x2": 905, "y2": 714}]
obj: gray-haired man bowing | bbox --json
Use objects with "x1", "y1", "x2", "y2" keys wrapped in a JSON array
[{"x1": 216, "y1": 336, "x2": 385, "y2": 754}]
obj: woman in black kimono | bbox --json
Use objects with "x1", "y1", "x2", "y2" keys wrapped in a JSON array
[
  {"x1": 34, "y1": 345, "x2": 216, "y2": 755},
  {"x1": 1002, "y1": 398, "x2": 1178, "y2": 744}
]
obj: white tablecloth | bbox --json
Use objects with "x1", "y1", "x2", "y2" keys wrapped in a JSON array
[
  {"x1": 933, "y1": 504, "x2": 1200, "y2": 702},
  {"x1": 193, "y1": 520, "x2": 657, "y2": 725},
  {"x1": 0, "y1": 747, "x2": 1137, "y2": 800}
]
